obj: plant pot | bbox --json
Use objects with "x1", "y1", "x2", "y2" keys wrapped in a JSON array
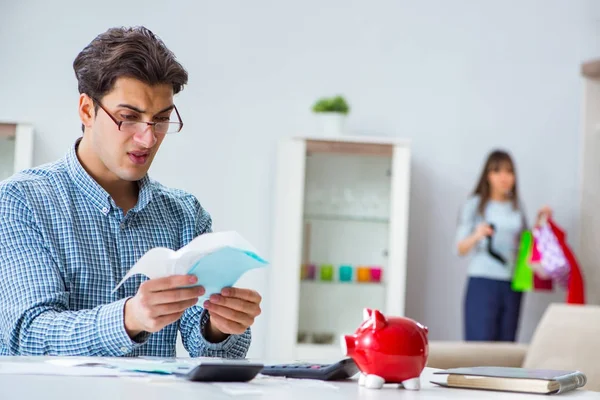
[{"x1": 315, "y1": 112, "x2": 346, "y2": 137}]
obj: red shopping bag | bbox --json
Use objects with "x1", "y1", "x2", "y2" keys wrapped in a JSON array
[{"x1": 547, "y1": 219, "x2": 585, "y2": 304}]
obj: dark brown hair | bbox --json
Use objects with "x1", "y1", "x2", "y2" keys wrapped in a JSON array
[
  {"x1": 472, "y1": 149, "x2": 519, "y2": 215},
  {"x1": 73, "y1": 26, "x2": 188, "y2": 132}
]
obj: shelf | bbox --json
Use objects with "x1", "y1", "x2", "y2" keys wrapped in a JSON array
[
  {"x1": 300, "y1": 280, "x2": 385, "y2": 287},
  {"x1": 304, "y1": 213, "x2": 389, "y2": 224},
  {"x1": 295, "y1": 343, "x2": 346, "y2": 362},
  {"x1": 297, "y1": 280, "x2": 387, "y2": 341}
]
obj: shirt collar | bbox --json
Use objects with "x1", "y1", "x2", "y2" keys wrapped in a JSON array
[
  {"x1": 65, "y1": 138, "x2": 154, "y2": 215},
  {"x1": 134, "y1": 175, "x2": 153, "y2": 212}
]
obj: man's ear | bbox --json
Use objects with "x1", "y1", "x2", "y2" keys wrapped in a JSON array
[{"x1": 78, "y1": 94, "x2": 95, "y2": 131}]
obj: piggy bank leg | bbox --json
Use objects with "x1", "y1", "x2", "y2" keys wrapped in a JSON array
[
  {"x1": 364, "y1": 374, "x2": 385, "y2": 389},
  {"x1": 358, "y1": 373, "x2": 367, "y2": 386},
  {"x1": 401, "y1": 377, "x2": 420, "y2": 390}
]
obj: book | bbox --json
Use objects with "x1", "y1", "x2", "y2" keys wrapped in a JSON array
[
  {"x1": 112, "y1": 231, "x2": 269, "y2": 303},
  {"x1": 432, "y1": 366, "x2": 587, "y2": 395}
]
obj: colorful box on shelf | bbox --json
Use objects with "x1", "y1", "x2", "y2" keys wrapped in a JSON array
[
  {"x1": 339, "y1": 265, "x2": 353, "y2": 282},
  {"x1": 370, "y1": 266, "x2": 382, "y2": 283},
  {"x1": 357, "y1": 266, "x2": 370, "y2": 282},
  {"x1": 300, "y1": 264, "x2": 316, "y2": 280},
  {"x1": 320, "y1": 264, "x2": 334, "y2": 281}
]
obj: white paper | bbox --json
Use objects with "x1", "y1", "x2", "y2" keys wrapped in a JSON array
[
  {"x1": 0, "y1": 361, "x2": 142, "y2": 377},
  {"x1": 181, "y1": 231, "x2": 260, "y2": 257},
  {"x1": 112, "y1": 231, "x2": 268, "y2": 302},
  {"x1": 45, "y1": 358, "x2": 113, "y2": 368},
  {"x1": 43, "y1": 357, "x2": 241, "y2": 377}
]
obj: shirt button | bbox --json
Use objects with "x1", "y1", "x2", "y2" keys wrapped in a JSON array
[
  {"x1": 101, "y1": 207, "x2": 108, "y2": 213},
  {"x1": 120, "y1": 223, "x2": 126, "y2": 229},
  {"x1": 120, "y1": 346, "x2": 128, "y2": 353}
]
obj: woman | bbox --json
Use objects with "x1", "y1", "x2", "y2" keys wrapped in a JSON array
[{"x1": 455, "y1": 150, "x2": 551, "y2": 342}]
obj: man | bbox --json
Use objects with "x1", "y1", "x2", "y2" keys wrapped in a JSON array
[{"x1": 0, "y1": 26, "x2": 261, "y2": 357}]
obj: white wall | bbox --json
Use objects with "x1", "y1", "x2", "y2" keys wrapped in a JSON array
[{"x1": 0, "y1": 0, "x2": 597, "y2": 357}]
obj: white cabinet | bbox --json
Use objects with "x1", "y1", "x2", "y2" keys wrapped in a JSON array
[
  {"x1": 0, "y1": 122, "x2": 34, "y2": 181},
  {"x1": 579, "y1": 60, "x2": 600, "y2": 305},
  {"x1": 266, "y1": 136, "x2": 411, "y2": 361}
]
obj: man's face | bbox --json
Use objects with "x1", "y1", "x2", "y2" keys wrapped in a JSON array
[{"x1": 85, "y1": 77, "x2": 175, "y2": 182}]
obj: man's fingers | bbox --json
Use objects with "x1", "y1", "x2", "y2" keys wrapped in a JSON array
[
  {"x1": 149, "y1": 311, "x2": 186, "y2": 332},
  {"x1": 208, "y1": 312, "x2": 247, "y2": 335},
  {"x1": 220, "y1": 287, "x2": 261, "y2": 303},
  {"x1": 142, "y1": 275, "x2": 198, "y2": 292},
  {"x1": 148, "y1": 286, "x2": 205, "y2": 306},
  {"x1": 150, "y1": 298, "x2": 199, "y2": 318},
  {"x1": 208, "y1": 295, "x2": 261, "y2": 316},
  {"x1": 204, "y1": 302, "x2": 254, "y2": 327}
]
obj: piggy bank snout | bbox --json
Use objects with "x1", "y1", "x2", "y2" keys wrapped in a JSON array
[{"x1": 340, "y1": 335, "x2": 356, "y2": 356}]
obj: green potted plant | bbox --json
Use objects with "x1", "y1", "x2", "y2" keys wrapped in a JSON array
[{"x1": 312, "y1": 95, "x2": 350, "y2": 136}]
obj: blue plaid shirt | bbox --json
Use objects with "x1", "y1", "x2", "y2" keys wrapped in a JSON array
[{"x1": 0, "y1": 139, "x2": 251, "y2": 357}]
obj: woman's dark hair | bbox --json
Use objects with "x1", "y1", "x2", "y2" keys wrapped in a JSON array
[
  {"x1": 472, "y1": 149, "x2": 519, "y2": 215},
  {"x1": 73, "y1": 26, "x2": 188, "y2": 131}
]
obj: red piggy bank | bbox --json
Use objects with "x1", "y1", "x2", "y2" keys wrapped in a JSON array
[{"x1": 341, "y1": 308, "x2": 428, "y2": 390}]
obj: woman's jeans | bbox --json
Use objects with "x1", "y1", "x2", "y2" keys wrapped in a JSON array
[{"x1": 464, "y1": 276, "x2": 523, "y2": 341}]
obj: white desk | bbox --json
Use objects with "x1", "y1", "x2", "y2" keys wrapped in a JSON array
[{"x1": 0, "y1": 357, "x2": 596, "y2": 399}]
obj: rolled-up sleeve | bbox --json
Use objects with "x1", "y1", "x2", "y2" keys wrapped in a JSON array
[
  {"x1": 180, "y1": 306, "x2": 251, "y2": 358},
  {"x1": 455, "y1": 197, "x2": 479, "y2": 252},
  {"x1": 0, "y1": 186, "x2": 147, "y2": 356}
]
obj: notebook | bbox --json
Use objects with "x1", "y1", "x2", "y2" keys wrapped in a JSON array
[{"x1": 432, "y1": 366, "x2": 587, "y2": 395}]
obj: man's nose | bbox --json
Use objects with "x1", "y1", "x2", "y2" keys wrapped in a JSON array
[{"x1": 133, "y1": 124, "x2": 157, "y2": 148}]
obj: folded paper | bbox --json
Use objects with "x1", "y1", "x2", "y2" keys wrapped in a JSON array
[{"x1": 113, "y1": 231, "x2": 268, "y2": 303}]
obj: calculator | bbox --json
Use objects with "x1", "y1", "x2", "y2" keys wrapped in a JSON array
[
  {"x1": 260, "y1": 358, "x2": 360, "y2": 381},
  {"x1": 177, "y1": 359, "x2": 265, "y2": 382}
]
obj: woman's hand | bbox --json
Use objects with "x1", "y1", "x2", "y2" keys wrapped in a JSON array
[
  {"x1": 536, "y1": 205, "x2": 553, "y2": 225},
  {"x1": 457, "y1": 222, "x2": 494, "y2": 256},
  {"x1": 474, "y1": 222, "x2": 494, "y2": 240}
]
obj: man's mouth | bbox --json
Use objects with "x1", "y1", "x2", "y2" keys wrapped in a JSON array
[{"x1": 128, "y1": 151, "x2": 150, "y2": 165}]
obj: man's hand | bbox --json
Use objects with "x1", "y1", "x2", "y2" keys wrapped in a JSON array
[
  {"x1": 124, "y1": 275, "x2": 204, "y2": 338},
  {"x1": 203, "y1": 287, "x2": 261, "y2": 341}
]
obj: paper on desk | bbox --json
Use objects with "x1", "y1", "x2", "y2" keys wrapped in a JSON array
[
  {"x1": 98, "y1": 357, "x2": 214, "y2": 375},
  {"x1": 0, "y1": 361, "x2": 142, "y2": 377},
  {"x1": 45, "y1": 358, "x2": 104, "y2": 367},
  {"x1": 112, "y1": 231, "x2": 268, "y2": 303}
]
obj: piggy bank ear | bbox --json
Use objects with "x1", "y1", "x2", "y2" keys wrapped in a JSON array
[
  {"x1": 371, "y1": 309, "x2": 387, "y2": 330},
  {"x1": 362, "y1": 308, "x2": 373, "y2": 321}
]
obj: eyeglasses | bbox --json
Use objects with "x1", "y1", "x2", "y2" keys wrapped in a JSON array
[{"x1": 92, "y1": 97, "x2": 184, "y2": 135}]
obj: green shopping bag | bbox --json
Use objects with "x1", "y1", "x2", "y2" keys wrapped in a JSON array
[{"x1": 512, "y1": 230, "x2": 534, "y2": 292}]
